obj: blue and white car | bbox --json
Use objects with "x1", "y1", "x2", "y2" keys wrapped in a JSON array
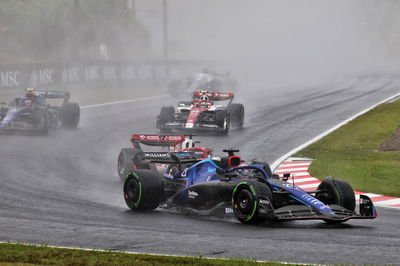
[
  {"x1": 123, "y1": 149, "x2": 377, "y2": 224},
  {"x1": 0, "y1": 91, "x2": 79, "y2": 134}
]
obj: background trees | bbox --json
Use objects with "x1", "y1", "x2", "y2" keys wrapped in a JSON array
[{"x1": 0, "y1": 0, "x2": 150, "y2": 63}]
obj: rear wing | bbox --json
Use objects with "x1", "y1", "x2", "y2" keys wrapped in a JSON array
[
  {"x1": 139, "y1": 151, "x2": 200, "y2": 165},
  {"x1": 192, "y1": 91, "x2": 234, "y2": 101},
  {"x1": 131, "y1": 134, "x2": 194, "y2": 149},
  {"x1": 36, "y1": 91, "x2": 70, "y2": 103}
]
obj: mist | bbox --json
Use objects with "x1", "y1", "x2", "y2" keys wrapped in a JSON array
[{"x1": 137, "y1": 0, "x2": 398, "y2": 90}]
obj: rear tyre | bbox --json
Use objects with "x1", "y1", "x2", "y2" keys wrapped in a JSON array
[
  {"x1": 228, "y1": 103, "x2": 244, "y2": 128},
  {"x1": 232, "y1": 180, "x2": 273, "y2": 224},
  {"x1": 316, "y1": 177, "x2": 356, "y2": 224},
  {"x1": 60, "y1": 102, "x2": 80, "y2": 128},
  {"x1": 123, "y1": 170, "x2": 164, "y2": 211},
  {"x1": 117, "y1": 148, "x2": 143, "y2": 180},
  {"x1": 157, "y1": 106, "x2": 175, "y2": 130},
  {"x1": 215, "y1": 110, "x2": 230, "y2": 135}
]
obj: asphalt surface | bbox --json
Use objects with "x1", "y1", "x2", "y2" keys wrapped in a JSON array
[{"x1": 1, "y1": 74, "x2": 399, "y2": 264}]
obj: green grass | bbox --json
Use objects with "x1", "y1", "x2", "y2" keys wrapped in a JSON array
[
  {"x1": 294, "y1": 100, "x2": 400, "y2": 197},
  {"x1": 0, "y1": 243, "x2": 291, "y2": 266}
]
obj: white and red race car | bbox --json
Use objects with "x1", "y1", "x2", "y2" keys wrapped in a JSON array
[
  {"x1": 156, "y1": 90, "x2": 244, "y2": 135},
  {"x1": 117, "y1": 134, "x2": 213, "y2": 180}
]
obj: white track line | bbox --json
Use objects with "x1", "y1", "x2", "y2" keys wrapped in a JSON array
[
  {"x1": 270, "y1": 92, "x2": 400, "y2": 171},
  {"x1": 81, "y1": 94, "x2": 169, "y2": 109}
]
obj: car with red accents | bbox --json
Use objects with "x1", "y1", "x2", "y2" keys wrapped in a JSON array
[
  {"x1": 117, "y1": 134, "x2": 213, "y2": 180},
  {"x1": 156, "y1": 90, "x2": 244, "y2": 135}
]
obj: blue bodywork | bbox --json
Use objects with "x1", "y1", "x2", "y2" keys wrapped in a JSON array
[
  {"x1": 167, "y1": 157, "x2": 334, "y2": 214},
  {"x1": 0, "y1": 98, "x2": 34, "y2": 128}
]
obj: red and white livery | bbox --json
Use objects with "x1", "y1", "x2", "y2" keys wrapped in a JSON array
[{"x1": 156, "y1": 90, "x2": 244, "y2": 135}]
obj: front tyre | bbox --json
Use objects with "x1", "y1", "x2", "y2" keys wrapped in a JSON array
[
  {"x1": 316, "y1": 177, "x2": 356, "y2": 224},
  {"x1": 215, "y1": 110, "x2": 230, "y2": 135},
  {"x1": 123, "y1": 170, "x2": 164, "y2": 212},
  {"x1": 157, "y1": 106, "x2": 174, "y2": 130},
  {"x1": 232, "y1": 180, "x2": 274, "y2": 224},
  {"x1": 316, "y1": 176, "x2": 356, "y2": 211}
]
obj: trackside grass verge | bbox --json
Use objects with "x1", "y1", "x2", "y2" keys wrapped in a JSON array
[
  {"x1": 0, "y1": 243, "x2": 295, "y2": 266},
  {"x1": 294, "y1": 100, "x2": 400, "y2": 197}
]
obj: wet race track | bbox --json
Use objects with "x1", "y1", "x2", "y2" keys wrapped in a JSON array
[{"x1": 1, "y1": 75, "x2": 399, "y2": 264}]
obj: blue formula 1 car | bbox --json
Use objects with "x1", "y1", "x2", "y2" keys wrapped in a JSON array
[
  {"x1": 123, "y1": 149, "x2": 377, "y2": 224},
  {"x1": 0, "y1": 90, "x2": 79, "y2": 135}
]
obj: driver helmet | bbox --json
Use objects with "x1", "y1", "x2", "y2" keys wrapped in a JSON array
[
  {"x1": 182, "y1": 138, "x2": 195, "y2": 149},
  {"x1": 200, "y1": 94, "x2": 209, "y2": 101},
  {"x1": 198, "y1": 90, "x2": 210, "y2": 101},
  {"x1": 25, "y1": 88, "x2": 36, "y2": 99}
]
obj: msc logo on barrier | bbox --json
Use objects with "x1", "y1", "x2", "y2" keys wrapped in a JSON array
[
  {"x1": 30, "y1": 69, "x2": 54, "y2": 86},
  {"x1": 0, "y1": 71, "x2": 20, "y2": 87}
]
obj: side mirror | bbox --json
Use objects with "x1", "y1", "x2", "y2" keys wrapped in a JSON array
[{"x1": 282, "y1": 173, "x2": 291, "y2": 181}]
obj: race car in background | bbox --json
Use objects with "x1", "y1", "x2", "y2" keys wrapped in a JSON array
[
  {"x1": 117, "y1": 134, "x2": 213, "y2": 180},
  {"x1": 167, "y1": 69, "x2": 238, "y2": 97},
  {"x1": 0, "y1": 90, "x2": 80, "y2": 134},
  {"x1": 156, "y1": 90, "x2": 244, "y2": 135},
  {"x1": 123, "y1": 149, "x2": 377, "y2": 224}
]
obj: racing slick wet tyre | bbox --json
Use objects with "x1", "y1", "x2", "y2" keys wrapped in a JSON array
[
  {"x1": 34, "y1": 109, "x2": 50, "y2": 135},
  {"x1": 215, "y1": 110, "x2": 230, "y2": 135},
  {"x1": 157, "y1": 106, "x2": 174, "y2": 130},
  {"x1": 316, "y1": 177, "x2": 356, "y2": 224},
  {"x1": 117, "y1": 148, "x2": 144, "y2": 180},
  {"x1": 60, "y1": 102, "x2": 80, "y2": 128},
  {"x1": 232, "y1": 180, "x2": 274, "y2": 224},
  {"x1": 228, "y1": 103, "x2": 244, "y2": 128},
  {"x1": 123, "y1": 170, "x2": 164, "y2": 211}
]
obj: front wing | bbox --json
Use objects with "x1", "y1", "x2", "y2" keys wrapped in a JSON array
[
  {"x1": 273, "y1": 195, "x2": 377, "y2": 221},
  {"x1": 160, "y1": 121, "x2": 225, "y2": 132}
]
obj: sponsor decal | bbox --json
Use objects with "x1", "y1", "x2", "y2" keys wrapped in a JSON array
[
  {"x1": 0, "y1": 71, "x2": 20, "y2": 87},
  {"x1": 207, "y1": 166, "x2": 216, "y2": 174},
  {"x1": 165, "y1": 136, "x2": 183, "y2": 141},
  {"x1": 301, "y1": 194, "x2": 330, "y2": 211},
  {"x1": 186, "y1": 122, "x2": 194, "y2": 128},
  {"x1": 143, "y1": 152, "x2": 171, "y2": 158},
  {"x1": 30, "y1": 68, "x2": 54, "y2": 86},
  {"x1": 62, "y1": 66, "x2": 80, "y2": 83},
  {"x1": 103, "y1": 66, "x2": 117, "y2": 80},
  {"x1": 141, "y1": 135, "x2": 160, "y2": 140},
  {"x1": 85, "y1": 66, "x2": 100, "y2": 81},
  {"x1": 180, "y1": 168, "x2": 188, "y2": 177},
  {"x1": 174, "y1": 152, "x2": 191, "y2": 157},
  {"x1": 121, "y1": 66, "x2": 136, "y2": 80},
  {"x1": 225, "y1": 207, "x2": 234, "y2": 214},
  {"x1": 259, "y1": 199, "x2": 270, "y2": 205},
  {"x1": 188, "y1": 190, "x2": 198, "y2": 199}
]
